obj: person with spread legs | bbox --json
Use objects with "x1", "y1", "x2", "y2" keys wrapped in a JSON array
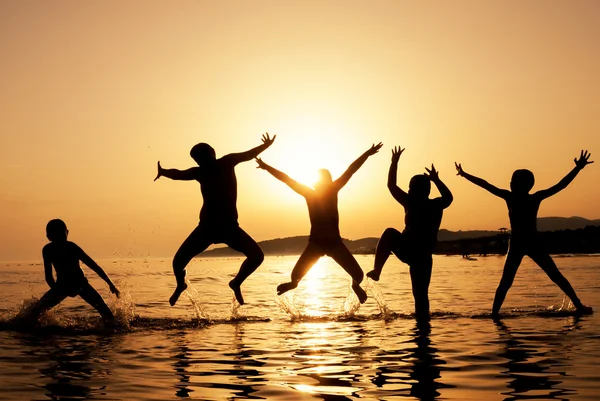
[
  {"x1": 455, "y1": 150, "x2": 593, "y2": 318},
  {"x1": 255, "y1": 142, "x2": 383, "y2": 304},
  {"x1": 155, "y1": 133, "x2": 275, "y2": 306}
]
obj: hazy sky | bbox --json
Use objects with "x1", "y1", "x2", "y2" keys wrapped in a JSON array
[{"x1": 1, "y1": 1, "x2": 599, "y2": 261}]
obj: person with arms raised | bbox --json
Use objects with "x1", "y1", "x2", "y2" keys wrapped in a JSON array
[
  {"x1": 255, "y1": 142, "x2": 383, "y2": 304},
  {"x1": 455, "y1": 150, "x2": 593, "y2": 318},
  {"x1": 367, "y1": 146, "x2": 453, "y2": 320},
  {"x1": 155, "y1": 133, "x2": 275, "y2": 306}
]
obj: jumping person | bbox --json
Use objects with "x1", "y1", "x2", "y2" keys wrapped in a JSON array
[
  {"x1": 455, "y1": 150, "x2": 594, "y2": 317},
  {"x1": 154, "y1": 133, "x2": 275, "y2": 306},
  {"x1": 27, "y1": 219, "x2": 120, "y2": 323},
  {"x1": 366, "y1": 146, "x2": 453, "y2": 319},
  {"x1": 255, "y1": 142, "x2": 383, "y2": 304}
]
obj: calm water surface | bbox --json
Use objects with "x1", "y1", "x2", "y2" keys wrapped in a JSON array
[{"x1": 1, "y1": 254, "x2": 599, "y2": 400}]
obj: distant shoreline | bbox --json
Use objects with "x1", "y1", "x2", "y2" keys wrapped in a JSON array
[{"x1": 202, "y1": 218, "x2": 600, "y2": 258}]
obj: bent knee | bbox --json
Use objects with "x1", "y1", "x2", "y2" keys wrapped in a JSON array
[
  {"x1": 172, "y1": 253, "x2": 190, "y2": 271},
  {"x1": 248, "y1": 248, "x2": 264, "y2": 265},
  {"x1": 382, "y1": 227, "x2": 399, "y2": 239}
]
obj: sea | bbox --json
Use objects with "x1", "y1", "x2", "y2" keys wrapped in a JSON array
[{"x1": 1, "y1": 254, "x2": 599, "y2": 400}]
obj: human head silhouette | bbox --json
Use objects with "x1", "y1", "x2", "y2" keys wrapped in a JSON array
[
  {"x1": 46, "y1": 219, "x2": 68, "y2": 242},
  {"x1": 408, "y1": 174, "x2": 431, "y2": 198},
  {"x1": 314, "y1": 169, "x2": 333, "y2": 191},
  {"x1": 510, "y1": 169, "x2": 535, "y2": 194},
  {"x1": 190, "y1": 143, "x2": 216, "y2": 165}
]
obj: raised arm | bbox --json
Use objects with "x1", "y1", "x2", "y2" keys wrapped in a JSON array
[
  {"x1": 154, "y1": 161, "x2": 199, "y2": 181},
  {"x1": 334, "y1": 142, "x2": 383, "y2": 189},
  {"x1": 455, "y1": 162, "x2": 509, "y2": 199},
  {"x1": 387, "y1": 146, "x2": 409, "y2": 205},
  {"x1": 225, "y1": 133, "x2": 276, "y2": 165},
  {"x1": 255, "y1": 158, "x2": 312, "y2": 196},
  {"x1": 42, "y1": 248, "x2": 55, "y2": 288},
  {"x1": 535, "y1": 150, "x2": 593, "y2": 200},
  {"x1": 79, "y1": 247, "x2": 120, "y2": 297},
  {"x1": 425, "y1": 164, "x2": 453, "y2": 208}
]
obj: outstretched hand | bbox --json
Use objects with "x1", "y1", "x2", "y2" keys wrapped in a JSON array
[
  {"x1": 391, "y1": 146, "x2": 405, "y2": 164},
  {"x1": 574, "y1": 150, "x2": 593, "y2": 169},
  {"x1": 425, "y1": 164, "x2": 439, "y2": 180},
  {"x1": 261, "y1": 132, "x2": 276, "y2": 148},
  {"x1": 154, "y1": 161, "x2": 163, "y2": 181},
  {"x1": 366, "y1": 142, "x2": 383, "y2": 157},
  {"x1": 455, "y1": 162, "x2": 465, "y2": 177},
  {"x1": 255, "y1": 157, "x2": 268, "y2": 170}
]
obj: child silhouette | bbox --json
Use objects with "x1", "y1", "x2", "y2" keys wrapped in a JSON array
[
  {"x1": 256, "y1": 143, "x2": 383, "y2": 303},
  {"x1": 155, "y1": 133, "x2": 275, "y2": 306},
  {"x1": 27, "y1": 219, "x2": 120, "y2": 323},
  {"x1": 366, "y1": 146, "x2": 453, "y2": 319},
  {"x1": 455, "y1": 150, "x2": 593, "y2": 317}
]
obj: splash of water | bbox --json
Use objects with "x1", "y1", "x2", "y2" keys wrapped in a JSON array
[
  {"x1": 230, "y1": 296, "x2": 243, "y2": 320},
  {"x1": 365, "y1": 278, "x2": 393, "y2": 320},
  {"x1": 108, "y1": 284, "x2": 137, "y2": 329},
  {"x1": 553, "y1": 294, "x2": 574, "y2": 313},
  {"x1": 4, "y1": 296, "x2": 104, "y2": 332},
  {"x1": 182, "y1": 282, "x2": 211, "y2": 322},
  {"x1": 340, "y1": 290, "x2": 360, "y2": 317},
  {"x1": 275, "y1": 290, "x2": 300, "y2": 319}
]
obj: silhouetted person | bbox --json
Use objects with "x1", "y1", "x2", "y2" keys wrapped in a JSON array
[
  {"x1": 255, "y1": 143, "x2": 383, "y2": 303},
  {"x1": 26, "y1": 219, "x2": 120, "y2": 323},
  {"x1": 154, "y1": 133, "x2": 275, "y2": 306},
  {"x1": 455, "y1": 150, "x2": 594, "y2": 317},
  {"x1": 366, "y1": 147, "x2": 453, "y2": 319}
]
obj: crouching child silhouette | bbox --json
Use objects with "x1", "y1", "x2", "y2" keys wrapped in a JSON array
[
  {"x1": 455, "y1": 150, "x2": 594, "y2": 317},
  {"x1": 366, "y1": 146, "x2": 453, "y2": 319},
  {"x1": 155, "y1": 133, "x2": 275, "y2": 306},
  {"x1": 255, "y1": 143, "x2": 383, "y2": 304},
  {"x1": 26, "y1": 219, "x2": 120, "y2": 324}
]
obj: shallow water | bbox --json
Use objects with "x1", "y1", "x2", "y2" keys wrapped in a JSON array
[{"x1": 1, "y1": 254, "x2": 599, "y2": 400}]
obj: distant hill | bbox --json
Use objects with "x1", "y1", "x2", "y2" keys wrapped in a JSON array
[
  {"x1": 203, "y1": 236, "x2": 379, "y2": 257},
  {"x1": 201, "y1": 216, "x2": 600, "y2": 257},
  {"x1": 537, "y1": 216, "x2": 600, "y2": 231}
]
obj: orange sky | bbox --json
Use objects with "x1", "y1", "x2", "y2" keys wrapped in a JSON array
[{"x1": 1, "y1": 1, "x2": 599, "y2": 261}]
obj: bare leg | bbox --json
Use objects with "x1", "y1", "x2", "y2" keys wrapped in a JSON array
[
  {"x1": 529, "y1": 251, "x2": 593, "y2": 314},
  {"x1": 329, "y1": 243, "x2": 367, "y2": 304},
  {"x1": 170, "y1": 225, "x2": 213, "y2": 306},
  {"x1": 224, "y1": 227, "x2": 265, "y2": 305},
  {"x1": 79, "y1": 282, "x2": 115, "y2": 321},
  {"x1": 26, "y1": 287, "x2": 67, "y2": 320},
  {"x1": 492, "y1": 249, "x2": 523, "y2": 317},
  {"x1": 409, "y1": 257, "x2": 432, "y2": 320},
  {"x1": 367, "y1": 228, "x2": 403, "y2": 281},
  {"x1": 278, "y1": 243, "x2": 323, "y2": 295}
]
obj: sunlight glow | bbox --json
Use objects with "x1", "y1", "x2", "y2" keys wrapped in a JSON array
[
  {"x1": 297, "y1": 258, "x2": 329, "y2": 316},
  {"x1": 292, "y1": 384, "x2": 360, "y2": 396},
  {"x1": 270, "y1": 114, "x2": 359, "y2": 187}
]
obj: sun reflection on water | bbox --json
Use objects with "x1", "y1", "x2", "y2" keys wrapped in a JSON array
[{"x1": 299, "y1": 258, "x2": 328, "y2": 316}]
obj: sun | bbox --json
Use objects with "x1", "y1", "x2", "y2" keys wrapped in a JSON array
[{"x1": 267, "y1": 114, "x2": 361, "y2": 187}]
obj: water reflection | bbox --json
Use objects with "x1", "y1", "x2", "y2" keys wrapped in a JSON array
[
  {"x1": 494, "y1": 319, "x2": 579, "y2": 400},
  {"x1": 371, "y1": 320, "x2": 452, "y2": 400},
  {"x1": 285, "y1": 321, "x2": 369, "y2": 398},
  {"x1": 18, "y1": 334, "x2": 116, "y2": 400},
  {"x1": 170, "y1": 326, "x2": 267, "y2": 399}
]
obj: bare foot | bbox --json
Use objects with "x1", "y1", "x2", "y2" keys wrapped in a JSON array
[
  {"x1": 576, "y1": 305, "x2": 593, "y2": 315},
  {"x1": 229, "y1": 279, "x2": 245, "y2": 305},
  {"x1": 277, "y1": 281, "x2": 297, "y2": 296},
  {"x1": 169, "y1": 282, "x2": 188, "y2": 306},
  {"x1": 366, "y1": 270, "x2": 381, "y2": 281},
  {"x1": 352, "y1": 282, "x2": 368, "y2": 304}
]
